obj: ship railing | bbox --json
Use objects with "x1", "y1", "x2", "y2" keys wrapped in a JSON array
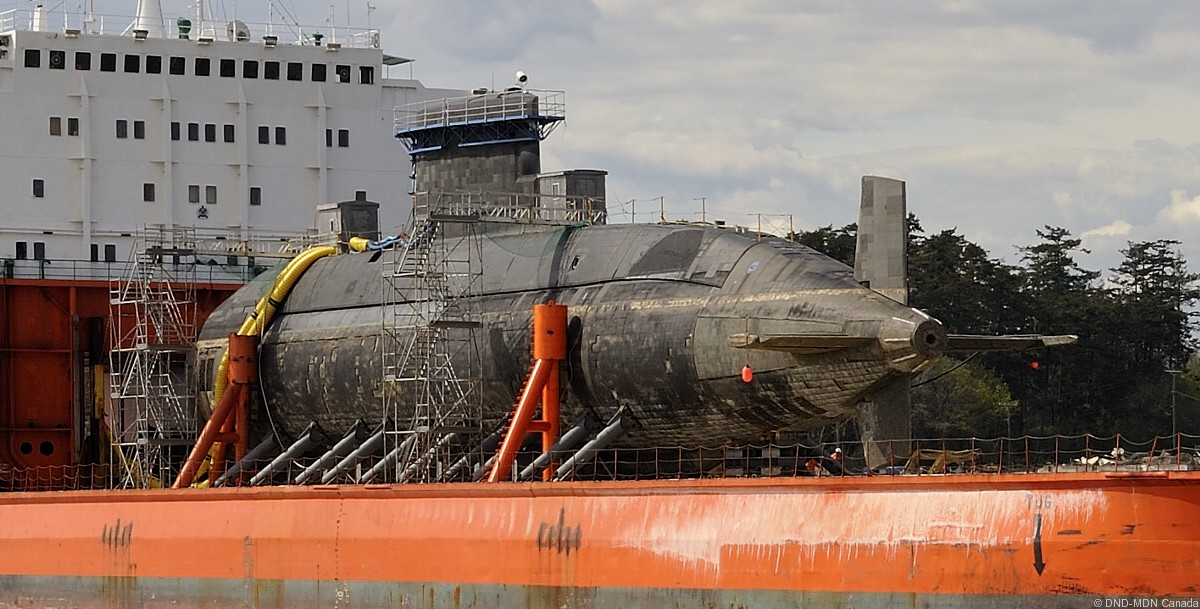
[
  {"x1": 0, "y1": 256, "x2": 262, "y2": 284},
  {"x1": 413, "y1": 191, "x2": 607, "y2": 227},
  {"x1": 0, "y1": 463, "x2": 111, "y2": 492},
  {"x1": 395, "y1": 90, "x2": 566, "y2": 133},
  {"x1": 0, "y1": 8, "x2": 381, "y2": 49},
  {"x1": 6, "y1": 433, "x2": 1199, "y2": 492},
  {"x1": 542, "y1": 433, "x2": 1200, "y2": 481},
  {"x1": 198, "y1": 432, "x2": 1200, "y2": 485}
]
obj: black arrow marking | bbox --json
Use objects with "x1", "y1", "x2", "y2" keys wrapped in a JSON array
[{"x1": 1033, "y1": 513, "x2": 1046, "y2": 575}]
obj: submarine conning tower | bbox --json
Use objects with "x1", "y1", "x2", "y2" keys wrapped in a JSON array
[{"x1": 393, "y1": 83, "x2": 607, "y2": 225}]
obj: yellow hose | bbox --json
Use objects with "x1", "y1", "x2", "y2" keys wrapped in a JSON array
[{"x1": 212, "y1": 245, "x2": 337, "y2": 402}]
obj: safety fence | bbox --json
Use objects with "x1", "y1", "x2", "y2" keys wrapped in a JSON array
[{"x1": 3, "y1": 433, "x2": 1199, "y2": 492}]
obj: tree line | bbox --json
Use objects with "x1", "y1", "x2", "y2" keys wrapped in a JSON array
[{"x1": 793, "y1": 219, "x2": 1200, "y2": 440}]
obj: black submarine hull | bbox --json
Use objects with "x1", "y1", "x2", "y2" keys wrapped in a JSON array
[{"x1": 196, "y1": 223, "x2": 942, "y2": 448}]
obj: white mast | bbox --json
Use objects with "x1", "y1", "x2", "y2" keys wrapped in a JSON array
[
  {"x1": 31, "y1": 4, "x2": 46, "y2": 32},
  {"x1": 131, "y1": 0, "x2": 165, "y2": 38}
]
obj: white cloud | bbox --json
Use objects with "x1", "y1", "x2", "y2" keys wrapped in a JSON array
[
  {"x1": 1157, "y1": 190, "x2": 1200, "y2": 226},
  {"x1": 1082, "y1": 220, "x2": 1133, "y2": 238}
]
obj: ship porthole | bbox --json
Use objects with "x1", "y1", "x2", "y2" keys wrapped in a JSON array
[
  {"x1": 39, "y1": 441, "x2": 55, "y2": 456},
  {"x1": 19, "y1": 441, "x2": 33, "y2": 455}
]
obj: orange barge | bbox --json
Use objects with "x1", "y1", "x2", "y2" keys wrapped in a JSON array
[{"x1": 1, "y1": 471, "x2": 1198, "y2": 608}]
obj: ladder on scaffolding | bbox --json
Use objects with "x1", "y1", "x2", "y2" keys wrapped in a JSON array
[
  {"x1": 380, "y1": 199, "x2": 484, "y2": 483},
  {"x1": 107, "y1": 226, "x2": 199, "y2": 488}
]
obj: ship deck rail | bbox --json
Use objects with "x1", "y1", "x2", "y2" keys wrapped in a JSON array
[
  {"x1": 2, "y1": 432, "x2": 1199, "y2": 492},
  {"x1": 0, "y1": 257, "x2": 257, "y2": 284},
  {"x1": 395, "y1": 90, "x2": 565, "y2": 134},
  {"x1": 0, "y1": 227, "x2": 322, "y2": 283},
  {"x1": 0, "y1": 8, "x2": 382, "y2": 49}
]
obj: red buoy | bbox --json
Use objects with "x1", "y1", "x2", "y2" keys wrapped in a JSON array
[{"x1": 741, "y1": 365, "x2": 753, "y2": 383}]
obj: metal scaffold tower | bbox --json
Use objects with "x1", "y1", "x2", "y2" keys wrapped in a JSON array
[
  {"x1": 379, "y1": 198, "x2": 484, "y2": 483},
  {"x1": 107, "y1": 226, "x2": 200, "y2": 488}
]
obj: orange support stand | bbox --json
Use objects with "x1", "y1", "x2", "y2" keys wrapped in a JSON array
[
  {"x1": 172, "y1": 333, "x2": 257, "y2": 489},
  {"x1": 487, "y1": 301, "x2": 567, "y2": 483}
]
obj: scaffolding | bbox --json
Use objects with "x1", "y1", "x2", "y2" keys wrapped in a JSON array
[
  {"x1": 107, "y1": 226, "x2": 200, "y2": 488},
  {"x1": 380, "y1": 198, "x2": 485, "y2": 483}
]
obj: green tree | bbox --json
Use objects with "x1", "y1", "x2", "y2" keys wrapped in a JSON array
[
  {"x1": 1108, "y1": 239, "x2": 1200, "y2": 371},
  {"x1": 908, "y1": 229, "x2": 1025, "y2": 335},
  {"x1": 1000, "y1": 227, "x2": 1108, "y2": 435},
  {"x1": 791, "y1": 223, "x2": 857, "y2": 267},
  {"x1": 911, "y1": 357, "x2": 1015, "y2": 439}
]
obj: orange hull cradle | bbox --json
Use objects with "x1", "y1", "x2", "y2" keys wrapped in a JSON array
[{"x1": 1, "y1": 472, "x2": 1198, "y2": 607}]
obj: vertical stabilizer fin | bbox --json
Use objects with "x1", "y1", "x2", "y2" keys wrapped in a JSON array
[
  {"x1": 856, "y1": 176, "x2": 912, "y2": 469},
  {"x1": 857, "y1": 378, "x2": 912, "y2": 471},
  {"x1": 855, "y1": 176, "x2": 908, "y2": 304}
]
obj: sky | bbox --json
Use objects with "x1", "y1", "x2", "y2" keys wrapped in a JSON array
[{"x1": 167, "y1": 1, "x2": 1200, "y2": 276}]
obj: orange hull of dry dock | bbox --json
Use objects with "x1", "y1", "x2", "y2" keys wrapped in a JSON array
[{"x1": 1, "y1": 471, "x2": 1199, "y2": 604}]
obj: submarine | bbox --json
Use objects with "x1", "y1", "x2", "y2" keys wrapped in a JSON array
[{"x1": 197, "y1": 215, "x2": 947, "y2": 449}]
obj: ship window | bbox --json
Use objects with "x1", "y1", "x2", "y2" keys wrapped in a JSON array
[
  {"x1": 33, "y1": 242, "x2": 45, "y2": 260},
  {"x1": 325, "y1": 128, "x2": 332, "y2": 147},
  {"x1": 250, "y1": 186, "x2": 262, "y2": 206},
  {"x1": 287, "y1": 61, "x2": 302, "y2": 81},
  {"x1": 143, "y1": 183, "x2": 155, "y2": 202},
  {"x1": 223, "y1": 124, "x2": 235, "y2": 142},
  {"x1": 32, "y1": 179, "x2": 44, "y2": 198},
  {"x1": 146, "y1": 55, "x2": 161, "y2": 73},
  {"x1": 275, "y1": 126, "x2": 286, "y2": 145},
  {"x1": 188, "y1": 184, "x2": 200, "y2": 203},
  {"x1": 15, "y1": 242, "x2": 27, "y2": 260},
  {"x1": 49, "y1": 116, "x2": 62, "y2": 136},
  {"x1": 169, "y1": 56, "x2": 185, "y2": 75},
  {"x1": 312, "y1": 63, "x2": 326, "y2": 82},
  {"x1": 257, "y1": 125, "x2": 269, "y2": 144},
  {"x1": 24, "y1": 49, "x2": 40, "y2": 68},
  {"x1": 170, "y1": 121, "x2": 180, "y2": 140},
  {"x1": 90, "y1": 244, "x2": 98, "y2": 262},
  {"x1": 338, "y1": 129, "x2": 349, "y2": 147},
  {"x1": 116, "y1": 119, "x2": 128, "y2": 138},
  {"x1": 124, "y1": 54, "x2": 139, "y2": 73},
  {"x1": 49, "y1": 50, "x2": 65, "y2": 70},
  {"x1": 134, "y1": 120, "x2": 145, "y2": 139},
  {"x1": 335, "y1": 64, "x2": 350, "y2": 83},
  {"x1": 204, "y1": 123, "x2": 216, "y2": 142},
  {"x1": 74, "y1": 51, "x2": 91, "y2": 70},
  {"x1": 220, "y1": 58, "x2": 235, "y2": 77},
  {"x1": 205, "y1": 185, "x2": 217, "y2": 204},
  {"x1": 100, "y1": 53, "x2": 116, "y2": 72},
  {"x1": 242, "y1": 60, "x2": 258, "y2": 79},
  {"x1": 67, "y1": 117, "x2": 78, "y2": 136},
  {"x1": 359, "y1": 66, "x2": 373, "y2": 85},
  {"x1": 194, "y1": 57, "x2": 210, "y2": 76},
  {"x1": 187, "y1": 122, "x2": 199, "y2": 141},
  {"x1": 264, "y1": 60, "x2": 280, "y2": 80},
  {"x1": 104, "y1": 244, "x2": 116, "y2": 263}
]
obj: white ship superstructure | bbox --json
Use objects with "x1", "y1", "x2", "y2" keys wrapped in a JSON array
[{"x1": 0, "y1": 2, "x2": 462, "y2": 270}]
